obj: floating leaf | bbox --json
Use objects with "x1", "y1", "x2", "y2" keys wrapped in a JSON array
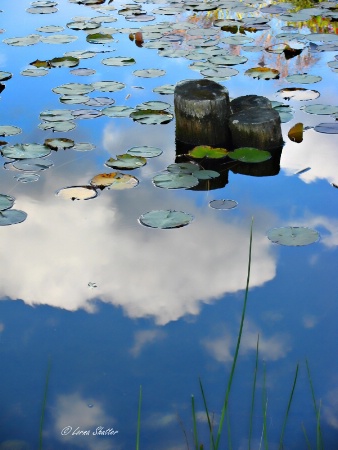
[
  {"x1": 221, "y1": 35, "x2": 253, "y2": 45},
  {"x1": 71, "y1": 109, "x2": 102, "y2": 120},
  {"x1": 50, "y1": 56, "x2": 79, "y2": 67},
  {"x1": 285, "y1": 74, "x2": 322, "y2": 84},
  {"x1": 21, "y1": 68, "x2": 49, "y2": 77},
  {"x1": 136, "y1": 101, "x2": 171, "y2": 111},
  {"x1": 1, "y1": 143, "x2": 51, "y2": 159},
  {"x1": 276, "y1": 88, "x2": 320, "y2": 101},
  {"x1": 15, "y1": 173, "x2": 40, "y2": 183},
  {"x1": 44, "y1": 138, "x2": 75, "y2": 150},
  {"x1": 301, "y1": 104, "x2": 338, "y2": 115},
  {"x1": 40, "y1": 109, "x2": 74, "y2": 122},
  {"x1": 188, "y1": 145, "x2": 228, "y2": 159},
  {"x1": 37, "y1": 25, "x2": 64, "y2": 32},
  {"x1": 0, "y1": 71, "x2": 12, "y2": 81},
  {"x1": 153, "y1": 84, "x2": 175, "y2": 95},
  {"x1": 91, "y1": 81, "x2": 125, "y2": 92},
  {"x1": 288, "y1": 123, "x2": 303, "y2": 143},
  {"x1": 72, "y1": 143, "x2": 95, "y2": 152},
  {"x1": 13, "y1": 158, "x2": 53, "y2": 171},
  {"x1": 90, "y1": 172, "x2": 139, "y2": 189},
  {"x1": 52, "y1": 83, "x2": 94, "y2": 95},
  {"x1": 314, "y1": 123, "x2": 338, "y2": 134},
  {"x1": 328, "y1": 60, "x2": 338, "y2": 72},
  {"x1": 167, "y1": 162, "x2": 200, "y2": 174},
  {"x1": 41, "y1": 35, "x2": 77, "y2": 44},
  {"x1": 86, "y1": 97, "x2": 114, "y2": 107},
  {"x1": 267, "y1": 226, "x2": 320, "y2": 246},
  {"x1": 209, "y1": 199, "x2": 238, "y2": 210},
  {"x1": 139, "y1": 210, "x2": 193, "y2": 229},
  {"x1": 130, "y1": 109, "x2": 173, "y2": 125},
  {"x1": 0, "y1": 194, "x2": 14, "y2": 211},
  {"x1": 3, "y1": 34, "x2": 41, "y2": 46},
  {"x1": 228, "y1": 147, "x2": 271, "y2": 163},
  {"x1": 133, "y1": 68, "x2": 166, "y2": 78},
  {"x1": 0, "y1": 125, "x2": 22, "y2": 137},
  {"x1": 305, "y1": 33, "x2": 338, "y2": 43},
  {"x1": 38, "y1": 121, "x2": 76, "y2": 132},
  {"x1": 193, "y1": 170, "x2": 220, "y2": 180},
  {"x1": 153, "y1": 173, "x2": 199, "y2": 189},
  {"x1": 102, "y1": 105, "x2": 135, "y2": 117},
  {"x1": 102, "y1": 56, "x2": 136, "y2": 66},
  {"x1": 70, "y1": 68, "x2": 96, "y2": 76},
  {"x1": 105, "y1": 154, "x2": 147, "y2": 169},
  {"x1": 59, "y1": 94, "x2": 90, "y2": 105},
  {"x1": 208, "y1": 55, "x2": 248, "y2": 65},
  {"x1": 86, "y1": 33, "x2": 113, "y2": 44},
  {"x1": 56, "y1": 186, "x2": 98, "y2": 200},
  {"x1": 201, "y1": 67, "x2": 239, "y2": 78},
  {"x1": 245, "y1": 67, "x2": 279, "y2": 80},
  {"x1": 0, "y1": 209, "x2": 27, "y2": 226},
  {"x1": 127, "y1": 146, "x2": 162, "y2": 158}
]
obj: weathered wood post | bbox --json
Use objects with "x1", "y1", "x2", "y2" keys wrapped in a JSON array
[
  {"x1": 229, "y1": 95, "x2": 283, "y2": 150},
  {"x1": 174, "y1": 79, "x2": 231, "y2": 148}
]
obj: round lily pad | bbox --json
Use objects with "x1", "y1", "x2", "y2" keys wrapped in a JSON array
[
  {"x1": 209, "y1": 199, "x2": 238, "y2": 210},
  {"x1": 1, "y1": 143, "x2": 51, "y2": 159},
  {"x1": 40, "y1": 109, "x2": 74, "y2": 122},
  {"x1": 90, "y1": 172, "x2": 139, "y2": 189},
  {"x1": 15, "y1": 173, "x2": 40, "y2": 183},
  {"x1": 102, "y1": 56, "x2": 136, "y2": 66},
  {"x1": 0, "y1": 71, "x2": 13, "y2": 81},
  {"x1": 245, "y1": 67, "x2": 280, "y2": 80},
  {"x1": 301, "y1": 104, "x2": 338, "y2": 115},
  {"x1": 86, "y1": 33, "x2": 113, "y2": 44},
  {"x1": 52, "y1": 83, "x2": 94, "y2": 95},
  {"x1": 102, "y1": 106, "x2": 135, "y2": 118},
  {"x1": 167, "y1": 162, "x2": 200, "y2": 174},
  {"x1": 285, "y1": 74, "x2": 322, "y2": 84},
  {"x1": 56, "y1": 186, "x2": 98, "y2": 200},
  {"x1": 193, "y1": 170, "x2": 220, "y2": 180},
  {"x1": 188, "y1": 145, "x2": 228, "y2": 159},
  {"x1": 38, "y1": 121, "x2": 76, "y2": 132},
  {"x1": 13, "y1": 158, "x2": 53, "y2": 171},
  {"x1": 21, "y1": 68, "x2": 49, "y2": 77},
  {"x1": 91, "y1": 81, "x2": 125, "y2": 92},
  {"x1": 153, "y1": 173, "x2": 199, "y2": 189},
  {"x1": 127, "y1": 146, "x2": 162, "y2": 158},
  {"x1": 0, "y1": 125, "x2": 22, "y2": 137},
  {"x1": 105, "y1": 154, "x2": 147, "y2": 170},
  {"x1": 139, "y1": 209, "x2": 193, "y2": 229},
  {"x1": 136, "y1": 101, "x2": 171, "y2": 111},
  {"x1": 153, "y1": 84, "x2": 175, "y2": 95},
  {"x1": 130, "y1": 109, "x2": 173, "y2": 125},
  {"x1": 44, "y1": 138, "x2": 75, "y2": 150},
  {"x1": 314, "y1": 123, "x2": 338, "y2": 134},
  {"x1": 72, "y1": 143, "x2": 95, "y2": 152},
  {"x1": 228, "y1": 147, "x2": 271, "y2": 163},
  {"x1": 267, "y1": 226, "x2": 320, "y2": 246},
  {"x1": 276, "y1": 88, "x2": 320, "y2": 101},
  {"x1": 0, "y1": 194, "x2": 15, "y2": 211},
  {"x1": 0, "y1": 209, "x2": 27, "y2": 226},
  {"x1": 133, "y1": 68, "x2": 166, "y2": 78},
  {"x1": 40, "y1": 34, "x2": 77, "y2": 44}
]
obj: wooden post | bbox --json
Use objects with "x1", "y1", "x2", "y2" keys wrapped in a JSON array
[{"x1": 174, "y1": 79, "x2": 231, "y2": 148}]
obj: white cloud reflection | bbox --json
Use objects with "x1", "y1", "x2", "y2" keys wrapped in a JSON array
[{"x1": 130, "y1": 329, "x2": 166, "y2": 356}]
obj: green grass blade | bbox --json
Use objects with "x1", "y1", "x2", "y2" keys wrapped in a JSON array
[
  {"x1": 192, "y1": 395, "x2": 199, "y2": 450},
  {"x1": 39, "y1": 360, "x2": 51, "y2": 450},
  {"x1": 262, "y1": 363, "x2": 268, "y2": 450},
  {"x1": 279, "y1": 363, "x2": 299, "y2": 450},
  {"x1": 301, "y1": 422, "x2": 312, "y2": 450},
  {"x1": 215, "y1": 218, "x2": 254, "y2": 450},
  {"x1": 136, "y1": 385, "x2": 142, "y2": 450},
  {"x1": 226, "y1": 406, "x2": 233, "y2": 450},
  {"x1": 249, "y1": 334, "x2": 260, "y2": 450},
  {"x1": 306, "y1": 360, "x2": 323, "y2": 450},
  {"x1": 199, "y1": 378, "x2": 216, "y2": 450}
]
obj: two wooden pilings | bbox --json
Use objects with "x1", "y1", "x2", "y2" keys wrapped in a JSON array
[{"x1": 174, "y1": 79, "x2": 283, "y2": 151}]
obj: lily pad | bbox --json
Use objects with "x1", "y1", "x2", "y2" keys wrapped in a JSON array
[
  {"x1": 314, "y1": 123, "x2": 338, "y2": 134},
  {"x1": 3, "y1": 34, "x2": 41, "y2": 46},
  {"x1": 136, "y1": 101, "x2": 171, "y2": 111},
  {"x1": 133, "y1": 68, "x2": 166, "y2": 78},
  {"x1": 0, "y1": 71, "x2": 12, "y2": 81},
  {"x1": 92, "y1": 81, "x2": 125, "y2": 92},
  {"x1": 37, "y1": 25, "x2": 64, "y2": 32},
  {"x1": 38, "y1": 121, "x2": 76, "y2": 132},
  {"x1": 1, "y1": 143, "x2": 51, "y2": 159},
  {"x1": 72, "y1": 143, "x2": 95, "y2": 152},
  {"x1": 193, "y1": 170, "x2": 220, "y2": 180},
  {"x1": 50, "y1": 56, "x2": 79, "y2": 67},
  {"x1": 102, "y1": 106, "x2": 135, "y2": 117},
  {"x1": 288, "y1": 123, "x2": 303, "y2": 143},
  {"x1": 153, "y1": 84, "x2": 175, "y2": 95},
  {"x1": 105, "y1": 154, "x2": 147, "y2": 169},
  {"x1": 70, "y1": 68, "x2": 96, "y2": 76},
  {"x1": 15, "y1": 173, "x2": 40, "y2": 183},
  {"x1": 130, "y1": 109, "x2": 173, "y2": 124},
  {"x1": 52, "y1": 83, "x2": 94, "y2": 95},
  {"x1": 102, "y1": 56, "x2": 136, "y2": 66},
  {"x1": 139, "y1": 210, "x2": 193, "y2": 229},
  {"x1": 86, "y1": 33, "x2": 113, "y2": 44},
  {"x1": 153, "y1": 173, "x2": 199, "y2": 189},
  {"x1": 167, "y1": 162, "x2": 200, "y2": 174},
  {"x1": 41, "y1": 35, "x2": 77, "y2": 44},
  {"x1": 0, "y1": 194, "x2": 15, "y2": 211},
  {"x1": 267, "y1": 226, "x2": 320, "y2": 246},
  {"x1": 21, "y1": 68, "x2": 49, "y2": 77},
  {"x1": 44, "y1": 138, "x2": 75, "y2": 150},
  {"x1": 0, "y1": 125, "x2": 22, "y2": 137},
  {"x1": 302, "y1": 104, "x2": 338, "y2": 115},
  {"x1": 276, "y1": 88, "x2": 320, "y2": 101},
  {"x1": 188, "y1": 145, "x2": 228, "y2": 159},
  {"x1": 209, "y1": 199, "x2": 238, "y2": 210},
  {"x1": 0, "y1": 209, "x2": 27, "y2": 226},
  {"x1": 90, "y1": 172, "x2": 139, "y2": 189},
  {"x1": 127, "y1": 146, "x2": 162, "y2": 158},
  {"x1": 245, "y1": 67, "x2": 280, "y2": 80},
  {"x1": 56, "y1": 186, "x2": 98, "y2": 200},
  {"x1": 13, "y1": 158, "x2": 54, "y2": 171},
  {"x1": 228, "y1": 147, "x2": 271, "y2": 163},
  {"x1": 285, "y1": 74, "x2": 322, "y2": 84},
  {"x1": 40, "y1": 109, "x2": 74, "y2": 122}
]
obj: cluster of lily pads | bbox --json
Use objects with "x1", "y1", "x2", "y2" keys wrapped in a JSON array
[{"x1": 0, "y1": 194, "x2": 27, "y2": 226}]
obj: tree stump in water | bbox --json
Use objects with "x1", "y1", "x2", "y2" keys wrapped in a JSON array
[
  {"x1": 174, "y1": 79, "x2": 231, "y2": 148},
  {"x1": 229, "y1": 100, "x2": 283, "y2": 150},
  {"x1": 230, "y1": 95, "x2": 272, "y2": 114}
]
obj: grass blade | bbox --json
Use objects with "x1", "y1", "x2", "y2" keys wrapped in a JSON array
[
  {"x1": 249, "y1": 334, "x2": 260, "y2": 450},
  {"x1": 215, "y1": 218, "x2": 254, "y2": 450},
  {"x1": 191, "y1": 395, "x2": 199, "y2": 450},
  {"x1": 279, "y1": 363, "x2": 299, "y2": 450},
  {"x1": 306, "y1": 360, "x2": 323, "y2": 450},
  {"x1": 39, "y1": 360, "x2": 51, "y2": 450},
  {"x1": 199, "y1": 378, "x2": 216, "y2": 450},
  {"x1": 301, "y1": 422, "x2": 312, "y2": 450},
  {"x1": 226, "y1": 406, "x2": 233, "y2": 450},
  {"x1": 136, "y1": 385, "x2": 142, "y2": 450},
  {"x1": 262, "y1": 363, "x2": 268, "y2": 450}
]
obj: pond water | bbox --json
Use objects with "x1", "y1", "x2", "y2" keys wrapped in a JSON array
[{"x1": 1, "y1": 0, "x2": 338, "y2": 449}]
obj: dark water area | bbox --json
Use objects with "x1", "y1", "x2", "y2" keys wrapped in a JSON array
[{"x1": 0, "y1": 0, "x2": 338, "y2": 449}]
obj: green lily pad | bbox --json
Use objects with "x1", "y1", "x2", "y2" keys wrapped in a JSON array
[
  {"x1": 153, "y1": 173, "x2": 199, "y2": 189},
  {"x1": 3, "y1": 34, "x2": 41, "y2": 46},
  {"x1": 133, "y1": 68, "x2": 166, "y2": 78},
  {"x1": 276, "y1": 88, "x2": 320, "y2": 101},
  {"x1": 59, "y1": 95, "x2": 90, "y2": 105},
  {"x1": 86, "y1": 33, "x2": 113, "y2": 44},
  {"x1": 209, "y1": 199, "x2": 238, "y2": 210},
  {"x1": 301, "y1": 104, "x2": 338, "y2": 115},
  {"x1": 208, "y1": 55, "x2": 248, "y2": 65},
  {"x1": 38, "y1": 121, "x2": 76, "y2": 132},
  {"x1": 139, "y1": 210, "x2": 193, "y2": 229},
  {"x1": 50, "y1": 56, "x2": 79, "y2": 67},
  {"x1": 267, "y1": 226, "x2": 320, "y2": 246},
  {"x1": 0, "y1": 71, "x2": 12, "y2": 81},
  {"x1": 188, "y1": 145, "x2": 228, "y2": 159},
  {"x1": 70, "y1": 68, "x2": 96, "y2": 76},
  {"x1": 153, "y1": 84, "x2": 175, "y2": 95},
  {"x1": 0, "y1": 194, "x2": 15, "y2": 211},
  {"x1": 0, "y1": 125, "x2": 22, "y2": 137},
  {"x1": 221, "y1": 35, "x2": 254, "y2": 45},
  {"x1": 52, "y1": 83, "x2": 94, "y2": 95},
  {"x1": 102, "y1": 105, "x2": 135, "y2": 117},
  {"x1": 102, "y1": 56, "x2": 136, "y2": 66},
  {"x1": 285, "y1": 74, "x2": 322, "y2": 84},
  {"x1": 56, "y1": 186, "x2": 98, "y2": 200},
  {"x1": 13, "y1": 158, "x2": 53, "y2": 171},
  {"x1": 41, "y1": 34, "x2": 77, "y2": 44},
  {"x1": 90, "y1": 172, "x2": 139, "y2": 189},
  {"x1": 40, "y1": 109, "x2": 74, "y2": 122},
  {"x1": 136, "y1": 101, "x2": 171, "y2": 111},
  {"x1": 228, "y1": 147, "x2": 271, "y2": 163},
  {"x1": 105, "y1": 154, "x2": 147, "y2": 170},
  {"x1": 72, "y1": 143, "x2": 95, "y2": 152},
  {"x1": 201, "y1": 67, "x2": 239, "y2": 78},
  {"x1": 167, "y1": 162, "x2": 200, "y2": 174},
  {"x1": 92, "y1": 81, "x2": 125, "y2": 92},
  {"x1": 127, "y1": 146, "x2": 162, "y2": 158},
  {"x1": 0, "y1": 209, "x2": 27, "y2": 226},
  {"x1": 44, "y1": 138, "x2": 75, "y2": 150},
  {"x1": 37, "y1": 25, "x2": 64, "y2": 32},
  {"x1": 193, "y1": 170, "x2": 220, "y2": 180},
  {"x1": 1, "y1": 143, "x2": 51, "y2": 159},
  {"x1": 15, "y1": 173, "x2": 40, "y2": 183},
  {"x1": 71, "y1": 109, "x2": 102, "y2": 120},
  {"x1": 130, "y1": 109, "x2": 173, "y2": 125},
  {"x1": 21, "y1": 68, "x2": 49, "y2": 77}
]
